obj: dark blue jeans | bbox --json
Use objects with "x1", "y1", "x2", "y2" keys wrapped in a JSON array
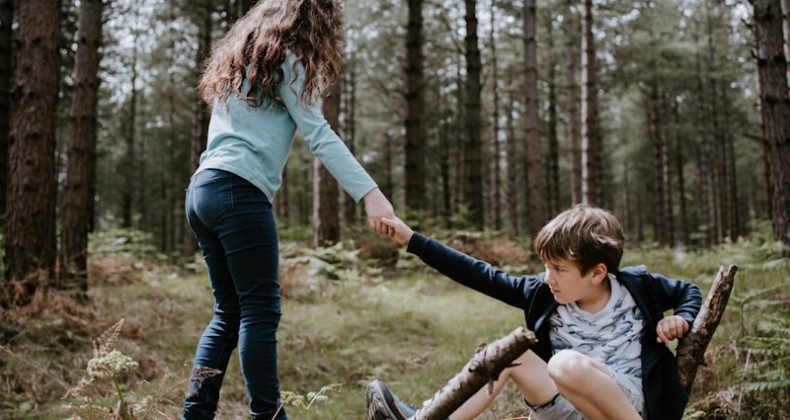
[{"x1": 183, "y1": 169, "x2": 286, "y2": 420}]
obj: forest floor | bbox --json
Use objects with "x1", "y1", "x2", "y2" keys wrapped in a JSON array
[{"x1": 0, "y1": 227, "x2": 788, "y2": 419}]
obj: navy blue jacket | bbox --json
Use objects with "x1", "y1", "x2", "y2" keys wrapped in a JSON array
[{"x1": 407, "y1": 233, "x2": 702, "y2": 420}]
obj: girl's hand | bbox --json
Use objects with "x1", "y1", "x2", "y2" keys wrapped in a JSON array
[
  {"x1": 656, "y1": 315, "x2": 690, "y2": 343},
  {"x1": 381, "y1": 216, "x2": 414, "y2": 247},
  {"x1": 363, "y1": 188, "x2": 395, "y2": 236}
]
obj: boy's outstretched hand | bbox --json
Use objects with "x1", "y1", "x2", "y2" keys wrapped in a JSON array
[
  {"x1": 656, "y1": 315, "x2": 690, "y2": 343},
  {"x1": 381, "y1": 216, "x2": 414, "y2": 247}
]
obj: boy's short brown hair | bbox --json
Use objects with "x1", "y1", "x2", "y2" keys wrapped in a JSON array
[{"x1": 534, "y1": 205, "x2": 625, "y2": 275}]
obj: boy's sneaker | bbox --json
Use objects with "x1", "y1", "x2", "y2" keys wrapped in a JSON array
[{"x1": 365, "y1": 380, "x2": 418, "y2": 420}]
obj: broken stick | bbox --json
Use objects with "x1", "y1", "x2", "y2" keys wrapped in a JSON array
[
  {"x1": 676, "y1": 264, "x2": 738, "y2": 395},
  {"x1": 409, "y1": 326, "x2": 537, "y2": 420}
]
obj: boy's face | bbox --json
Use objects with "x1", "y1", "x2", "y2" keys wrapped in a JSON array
[{"x1": 542, "y1": 257, "x2": 607, "y2": 305}]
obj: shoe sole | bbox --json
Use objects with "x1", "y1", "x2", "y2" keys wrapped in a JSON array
[{"x1": 365, "y1": 380, "x2": 404, "y2": 420}]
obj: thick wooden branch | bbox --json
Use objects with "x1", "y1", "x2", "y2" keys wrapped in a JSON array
[
  {"x1": 409, "y1": 327, "x2": 537, "y2": 420},
  {"x1": 676, "y1": 265, "x2": 738, "y2": 395}
]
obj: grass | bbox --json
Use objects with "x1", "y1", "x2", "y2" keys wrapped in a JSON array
[{"x1": 0, "y1": 228, "x2": 788, "y2": 419}]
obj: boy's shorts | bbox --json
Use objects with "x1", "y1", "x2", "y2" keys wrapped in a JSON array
[{"x1": 523, "y1": 370, "x2": 644, "y2": 419}]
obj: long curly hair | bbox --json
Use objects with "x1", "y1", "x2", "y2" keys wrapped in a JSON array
[{"x1": 198, "y1": 0, "x2": 344, "y2": 108}]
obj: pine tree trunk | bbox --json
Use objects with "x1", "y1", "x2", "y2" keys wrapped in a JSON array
[
  {"x1": 721, "y1": 85, "x2": 740, "y2": 239},
  {"x1": 464, "y1": 0, "x2": 484, "y2": 228},
  {"x1": 751, "y1": 0, "x2": 790, "y2": 251},
  {"x1": 313, "y1": 82, "x2": 341, "y2": 247},
  {"x1": 523, "y1": 0, "x2": 544, "y2": 236},
  {"x1": 121, "y1": 37, "x2": 138, "y2": 229},
  {"x1": 545, "y1": 16, "x2": 560, "y2": 218},
  {"x1": 405, "y1": 0, "x2": 426, "y2": 213},
  {"x1": 186, "y1": 0, "x2": 212, "y2": 254},
  {"x1": 0, "y1": 0, "x2": 13, "y2": 222},
  {"x1": 564, "y1": 0, "x2": 582, "y2": 206},
  {"x1": 623, "y1": 162, "x2": 633, "y2": 233},
  {"x1": 648, "y1": 79, "x2": 669, "y2": 246},
  {"x1": 4, "y1": 0, "x2": 60, "y2": 296},
  {"x1": 694, "y1": 45, "x2": 713, "y2": 248},
  {"x1": 673, "y1": 100, "x2": 690, "y2": 245},
  {"x1": 489, "y1": 1, "x2": 502, "y2": 231},
  {"x1": 782, "y1": 0, "x2": 790, "y2": 87},
  {"x1": 505, "y1": 85, "x2": 519, "y2": 236},
  {"x1": 580, "y1": 0, "x2": 602, "y2": 206},
  {"x1": 190, "y1": 0, "x2": 212, "y2": 177},
  {"x1": 440, "y1": 106, "x2": 452, "y2": 228},
  {"x1": 705, "y1": 3, "x2": 725, "y2": 244},
  {"x1": 58, "y1": 0, "x2": 104, "y2": 295},
  {"x1": 660, "y1": 98, "x2": 674, "y2": 247},
  {"x1": 343, "y1": 63, "x2": 357, "y2": 225}
]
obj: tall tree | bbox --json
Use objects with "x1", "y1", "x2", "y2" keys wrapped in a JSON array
[
  {"x1": 464, "y1": 0, "x2": 484, "y2": 228},
  {"x1": 580, "y1": 0, "x2": 603, "y2": 206},
  {"x1": 58, "y1": 0, "x2": 105, "y2": 295},
  {"x1": 120, "y1": 25, "x2": 139, "y2": 229},
  {"x1": 523, "y1": 0, "x2": 544, "y2": 236},
  {"x1": 505, "y1": 84, "x2": 519, "y2": 235},
  {"x1": 0, "y1": 0, "x2": 13, "y2": 221},
  {"x1": 564, "y1": 0, "x2": 581, "y2": 206},
  {"x1": 545, "y1": 13, "x2": 560, "y2": 218},
  {"x1": 313, "y1": 81, "x2": 342, "y2": 247},
  {"x1": 186, "y1": 0, "x2": 213, "y2": 253},
  {"x1": 342, "y1": 54, "x2": 358, "y2": 225},
  {"x1": 782, "y1": 0, "x2": 790, "y2": 86},
  {"x1": 647, "y1": 78, "x2": 673, "y2": 247},
  {"x1": 189, "y1": 0, "x2": 212, "y2": 177},
  {"x1": 4, "y1": 0, "x2": 60, "y2": 298},
  {"x1": 489, "y1": 0, "x2": 502, "y2": 231},
  {"x1": 751, "y1": 0, "x2": 790, "y2": 250},
  {"x1": 405, "y1": 0, "x2": 426, "y2": 213}
]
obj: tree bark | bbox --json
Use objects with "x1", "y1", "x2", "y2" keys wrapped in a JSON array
[
  {"x1": 564, "y1": 0, "x2": 582, "y2": 206},
  {"x1": 58, "y1": 0, "x2": 104, "y2": 295},
  {"x1": 121, "y1": 32, "x2": 138, "y2": 229},
  {"x1": 751, "y1": 0, "x2": 790, "y2": 251},
  {"x1": 0, "y1": 0, "x2": 13, "y2": 221},
  {"x1": 673, "y1": 99, "x2": 690, "y2": 245},
  {"x1": 505, "y1": 84, "x2": 519, "y2": 236},
  {"x1": 4, "y1": 0, "x2": 60, "y2": 296},
  {"x1": 463, "y1": 0, "x2": 484, "y2": 228},
  {"x1": 523, "y1": 0, "x2": 544, "y2": 237},
  {"x1": 676, "y1": 265, "x2": 738, "y2": 394},
  {"x1": 694, "y1": 44, "x2": 713, "y2": 248},
  {"x1": 410, "y1": 327, "x2": 538, "y2": 420},
  {"x1": 705, "y1": 1, "x2": 725, "y2": 244},
  {"x1": 580, "y1": 0, "x2": 603, "y2": 206},
  {"x1": 186, "y1": 0, "x2": 213, "y2": 255},
  {"x1": 489, "y1": 0, "x2": 501, "y2": 231},
  {"x1": 781, "y1": 0, "x2": 790, "y2": 87},
  {"x1": 313, "y1": 82, "x2": 341, "y2": 247},
  {"x1": 405, "y1": 0, "x2": 426, "y2": 213},
  {"x1": 545, "y1": 15, "x2": 560, "y2": 218},
  {"x1": 343, "y1": 60, "x2": 357, "y2": 225},
  {"x1": 190, "y1": 0, "x2": 212, "y2": 178}
]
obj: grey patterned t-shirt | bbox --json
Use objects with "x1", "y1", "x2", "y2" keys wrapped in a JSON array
[{"x1": 548, "y1": 274, "x2": 645, "y2": 409}]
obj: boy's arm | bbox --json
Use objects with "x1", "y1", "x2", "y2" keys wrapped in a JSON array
[
  {"x1": 650, "y1": 272, "x2": 703, "y2": 342},
  {"x1": 382, "y1": 217, "x2": 539, "y2": 308}
]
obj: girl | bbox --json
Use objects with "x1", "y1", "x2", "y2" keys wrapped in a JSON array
[{"x1": 183, "y1": 1, "x2": 394, "y2": 418}]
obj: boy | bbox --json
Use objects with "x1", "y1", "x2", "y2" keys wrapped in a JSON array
[{"x1": 366, "y1": 205, "x2": 701, "y2": 420}]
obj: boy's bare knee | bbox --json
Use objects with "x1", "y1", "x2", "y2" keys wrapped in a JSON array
[{"x1": 547, "y1": 350, "x2": 592, "y2": 387}]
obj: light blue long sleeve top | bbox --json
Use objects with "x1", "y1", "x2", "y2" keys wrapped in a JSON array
[{"x1": 197, "y1": 55, "x2": 377, "y2": 202}]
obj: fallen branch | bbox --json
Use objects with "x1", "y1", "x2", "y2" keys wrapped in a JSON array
[
  {"x1": 410, "y1": 326, "x2": 537, "y2": 420},
  {"x1": 676, "y1": 265, "x2": 738, "y2": 394}
]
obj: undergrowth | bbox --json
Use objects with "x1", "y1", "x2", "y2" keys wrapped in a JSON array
[{"x1": 0, "y1": 225, "x2": 787, "y2": 419}]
